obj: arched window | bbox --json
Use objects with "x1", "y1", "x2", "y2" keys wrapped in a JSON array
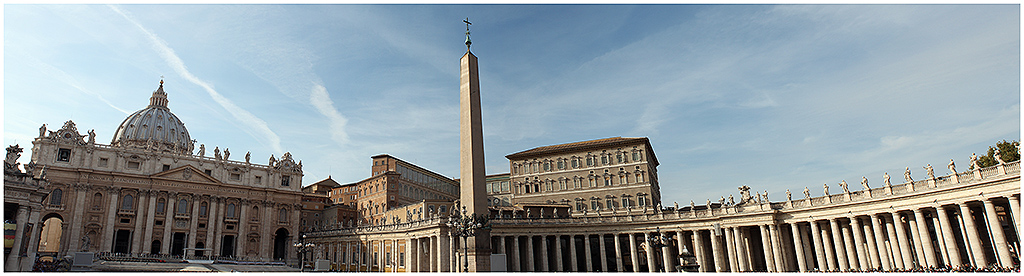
[
  {"x1": 279, "y1": 208, "x2": 288, "y2": 222},
  {"x1": 93, "y1": 193, "x2": 103, "y2": 209},
  {"x1": 157, "y1": 198, "x2": 166, "y2": 213},
  {"x1": 50, "y1": 189, "x2": 63, "y2": 205},
  {"x1": 251, "y1": 206, "x2": 259, "y2": 220},
  {"x1": 121, "y1": 194, "x2": 134, "y2": 210},
  {"x1": 177, "y1": 199, "x2": 188, "y2": 214},
  {"x1": 200, "y1": 202, "x2": 208, "y2": 217},
  {"x1": 226, "y1": 203, "x2": 236, "y2": 218}
]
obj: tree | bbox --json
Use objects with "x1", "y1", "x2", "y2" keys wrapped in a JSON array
[{"x1": 973, "y1": 140, "x2": 1020, "y2": 170}]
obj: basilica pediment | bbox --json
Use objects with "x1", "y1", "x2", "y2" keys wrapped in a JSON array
[{"x1": 150, "y1": 165, "x2": 220, "y2": 184}]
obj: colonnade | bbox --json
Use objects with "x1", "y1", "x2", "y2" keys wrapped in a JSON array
[{"x1": 316, "y1": 233, "x2": 457, "y2": 272}]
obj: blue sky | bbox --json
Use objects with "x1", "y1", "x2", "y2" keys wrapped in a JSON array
[{"x1": 4, "y1": 5, "x2": 1019, "y2": 206}]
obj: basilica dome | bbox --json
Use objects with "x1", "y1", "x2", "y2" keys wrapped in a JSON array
[{"x1": 111, "y1": 80, "x2": 194, "y2": 154}]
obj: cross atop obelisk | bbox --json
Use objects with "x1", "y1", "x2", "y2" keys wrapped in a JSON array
[{"x1": 459, "y1": 17, "x2": 490, "y2": 271}]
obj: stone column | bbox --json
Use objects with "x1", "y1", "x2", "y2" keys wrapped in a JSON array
[
  {"x1": 570, "y1": 235, "x2": 580, "y2": 272},
  {"x1": 693, "y1": 230, "x2": 707, "y2": 272},
  {"x1": 861, "y1": 216, "x2": 881, "y2": 269},
  {"x1": 958, "y1": 203, "x2": 986, "y2": 267},
  {"x1": 142, "y1": 192, "x2": 158, "y2": 254},
  {"x1": 628, "y1": 233, "x2": 639, "y2": 272},
  {"x1": 912, "y1": 209, "x2": 938, "y2": 267},
  {"x1": 931, "y1": 214, "x2": 950, "y2": 267},
  {"x1": 849, "y1": 217, "x2": 868, "y2": 270},
  {"x1": 67, "y1": 185, "x2": 89, "y2": 252},
  {"x1": 204, "y1": 197, "x2": 218, "y2": 256},
  {"x1": 525, "y1": 235, "x2": 534, "y2": 271},
  {"x1": 724, "y1": 228, "x2": 738, "y2": 272},
  {"x1": 582, "y1": 234, "x2": 592, "y2": 272},
  {"x1": 735, "y1": 228, "x2": 750, "y2": 272},
  {"x1": 759, "y1": 225, "x2": 776, "y2": 272},
  {"x1": 541, "y1": 235, "x2": 550, "y2": 271},
  {"x1": 451, "y1": 235, "x2": 457, "y2": 272},
  {"x1": 644, "y1": 232, "x2": 656, "y2": 272},
  {"x1": 828, "y1": 218, "x2": 849, "y2": 271},
  {"x1": 212, "y1": 198, "x2": 224, "y2": 257},
  {"x1": 768, "y1": 224, "x2": 785, "y2": 272},
  {"x1": 19, "y1": 209, "x2": 42, "y2": 271},
  {"x1": 409, "y1": 238, "x2": 417, "y2": 272},
  {"x1": 907, "y1": 212, "x2": 926, "y2": 267},
  {"x1": 1008, "y1": 196, "x2": 1021, "y2": 244},
  {"x1": 807, "y1": 221, "x2": 825, "y2": 271},
  {"x1": 934, "y1": 205, "x2": 961, "y2": 267},
  {"x1": 556, "y1": 236, "x2": 564, "y2": 271},
  {"x1": 162, "y1": 193, "x2": 176, "y2": 255},
  {"x1": 790, "y1": 223, "x2": 808, "y2": 272},
  {"x1": 709, "y1": 228, "x2": 725, "y2": 272},
  {"x1": 882, "y1": 215, "x2": 903, "y2": 269},
  {"x1": 983, "y1": 198, "x2": 1014, "y2": 267},
  {"x1": 661, "y1": 232, "x2": 674, "y2": 272},
  {"x1": 612, "y1": 234, "x2": 624, "y2": 272},
  {"x1": 187, "y1": 195, "x2": 202, "y2": 256},
  {"x1": 890, "y1": 211, "x2": 914, "y2": 269},
  {"x1": 438, "y1": 233, "x2": 450, "y2": 272},
  {"x1": 132, "y1": 191, "x2": 149, "y2": 254},
  {"x1": 599, "y1": 234, "x2": 609, "y2": 272},
  {"x1": 817, "y1": 222, "x2": 835, "y2": 271},
  {"x1": 511, "y1": 236, "x2": 520, "y2": 272},
  {"x1": 237, "y1": 200, "x2": 249, "y2": 258},
  {"x1": 872, "y1": 214, "x2": 893, "y2": 270},
  {"x1": 839, "y1": 221, "x2": 857, "y2": 271},
  {"x1": 6, "y1": 206, "x2": 29, "y2": 271},
  {"x1": 102, "y1": 188, "x2": 121, "y2": 253}
]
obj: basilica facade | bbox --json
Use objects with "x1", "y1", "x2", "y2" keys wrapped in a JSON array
[{"x1": 4, "y1": 81, "x2": 305, "y2": 271}]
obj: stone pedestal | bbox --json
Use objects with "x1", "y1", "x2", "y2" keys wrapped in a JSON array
[{"x1": 73, "y1": 252, "x2": 94, "y2": 267}]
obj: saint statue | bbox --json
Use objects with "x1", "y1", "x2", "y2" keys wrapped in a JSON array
[
  {"x1": 269, "y1": 154, "x2": 276, "y2": 166},
  {"x1": 690, "y1": 200, "x2": 695, "y2": 210},
  {"x1": 786, "y1": 189, "x2": 792, "y2": 201},
  {"x1": 861, "y1": 176, "x2": 869, "y2": 190},
  {"x1": 904, "y1": 167, "x2": 913, "y2": 183},
  {"x1": 728, "y1": 195, "x2": 735, "y2": 206},
  {"x1": 707, "y1": 199, "x2": 712, "y2": 208},
  {"x1": 214, "y1": 146, "x2": 222, "y2": 160},
  {"x1": 245, "y1": 151, "x2": 251, "y2": 163},
  {"x1": 224, "y1": 148, "x2": 231, "y2": 160},
  {"x1": 803, "y1": 187, "x2": 810, "y2": 199},
  {"x1": 948, "y1": 159, "x2": 956, "y2": 174},
  {"x1": 883, "y1": 172, "x2": 891, "y2": 187},
  {"x1": 88, "y1": 129, "x2": 96, "y2": 144},
  {"x1": 970, "y1": 153, "x2": 979, "y2": 170},
  {"x1": 924, "y1": 164, "x2": 935, "y2": 179},
  {"x1": 199, "y1": 144, "x2": 206, "y2": 157},
  {"x1": 673, "y1": 202, "x2": 679, "y2": 210},
  {"x1": 763, "y1": 190, "x2": 769, "y2": 202},
  {"x1": 995, "y1": 148, "x2": 1005, "y2": 164},
  {"x1": 39, "y1": 124, "x2": 47, "y2": 138},
  {"x1": 823, "y1": 183, "x2": 830, "y2": 196}
]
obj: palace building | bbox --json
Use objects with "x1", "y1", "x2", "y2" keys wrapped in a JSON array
[{"x1": 4, "y1": 81, "x2": 305, "y2": 271}]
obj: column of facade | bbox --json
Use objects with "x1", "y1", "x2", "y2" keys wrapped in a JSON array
[
  {"x1": 839, "y1": 220, "x2": 858, "y2": 271},
  {"x1": 102, "y1": 187, "x2": 121, "y2": 252},
  {"x1": 541, "y1": 235, "x2": 550, "y2": 271},
  {"x1": 509, "y1": 236, "x2": 519, "y2": 271},
  {"x1": 808, "y1": 221, "x2": 826, "y2": 271},
  {"x1": 912, "y1": 209, "x2": 938, "y2": 267},
  {"x1": 828, "y1": 218, "x2": 849, "y2": 271},
  {"x1": 983, "y1": 198, "x2": 1014, "y2": 267},
  {"x1": 692, "y1": 230, "x2": 708, "y2": 272},
  {"x1": 709, "y1": 228, "x2": 725, "y2": 272},
  {"x1": 890, "y1": 211, "x2": 913, "y2": 269},
  {"x1": 958, "y1": 203, "x2": 986, "y2": 267},
  {"x1": 934, "y1": 205, "x2": 961, "y2": 267},
  {"x1": 211, "y1": 198, "x2": 224, "y2": 257},
  {"x1": 131, "y1": 191, "x2": 149, "y2": 254},
  {"x1": 6, "y1": 206, "x2": 29, "y2": 271},
  {"x1": 906, "y1": 212, "x2": 926, "y2": 267},
  {"x1": 203, "y1": 197, "x2": 218, "y2": 257},
  {"x1": 848, "y1": 216, "x2": 868, "y2": 270},
  {"x1": 187, "y1": 195, "x2": 202, "y2": 255},
  {"x1": 861, "y1": 216, "x2": 881, "y2": 269},
  {"x1": 931, "y1": 214, "x2": 950, "y2": 267},
  {"x1": 868, "y1": 213, "x2": 892, "y2": 269},
  {"x1": 735, "y1": 228, "x2": 750, "y2": 272},
  {"x1": 662, "y1": 232, "x2": 674, "y2": 272},
  {"x1": 236, "y1": 200, "x2": 249, "y2": 258},
  {"x1": 613, "y1": 234, "x2": 624, "y2": 272},
  {"x1": 644, "y1": 232, "x2": 656, "y2": 272},
  {"x1": 816, "y1": 222, "x2": 835, "y2": 271},
  {"x1": 142, "y1": 192, "x2": 158, "y2": 254},
  {"x1": 162, "y1": 193, "x2": 176, "y2": 254},
  {"x1": 556, "y1": 236, "x2": 564, "y2": 271},
  {"x1": 450, "y1": 235, "x2": 457, "y2": 272},
  {"x1": 19, "y1": 209, "x2": 42, "y2": 271},
  {"x1": 768, "y1": 224, "x2": 785, "y2": 272},
  {"x1": 438, "y1": 233, "x2": 450, "y2": 272},
  {"x1": 790, "y1": 223, "x2": 808, "y2": 272},
  {"x1": 260, "y1": 202, "x2": 274, "y2": 260},
  {"x1": 724, "y1": 228, "x2": 738, "y2": 272},
  {"x1": 570, "y1": 235, "x2": 579, "y2": 272},
  {"x1": 600, "y1": 234, "x2": 609, "y2": 272},
  {"x1": 524, "y1": 235, "x2": 534, "y2": 271},
  {"x1": 759, "y1": 225, "x2": 776, "y2": 272},
  {"x1": 1008, "y1": 196, "x2": 1021, "y2": 244},
  {"x1": 882, "y1": 215, "x2": 903, "y2": 270},
  {"x1": 628, "y1": 233, "x2": 639, "y2": 272},
  {"x1": 67, "y1": 185, "x2": 90, "y2": 253}
]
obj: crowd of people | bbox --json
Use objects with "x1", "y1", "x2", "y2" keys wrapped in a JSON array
[{"x1": 809, "y1": 263, "x2": 1020, "y2": 273}]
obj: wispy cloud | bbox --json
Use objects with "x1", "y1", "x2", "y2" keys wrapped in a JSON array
[
  {"x1": 310, "y1": 84, "x2": 349, "y2": 144},
  {"x1": 109, "y1": 5, "x2": 283, "y2": 153}
]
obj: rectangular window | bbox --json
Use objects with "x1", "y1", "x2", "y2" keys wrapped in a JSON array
[
  {"x1": 586, "y1": 157, "x2": 593, "y2": 166},
  {"x1": 127, "y1": 161, "x2": 141, "y2": 170},
  {"x1": 399, "y1": 252, "x2": 405, "y2": 267},
  {"x1": 633, "y1": 152, "x2": 640, "y2": 161},
  {"x1": 622, "y1": 198, "x2": 629, "y2": 207},
  {"x1": 99, "y1": 158, "x2": 109, "y2": 167},
  {"x1": 230, "y1": 173, "x2": 241, "y2": 181},
  {"x1": 204, "y1": 169, "x2": 212, "y2": 176},
  {"x1": 558, "y1": 161, "x2": 564, "y2": 170},
  {"x1": 607, "y1": 199, "x2": 614, "y2": 209},
  {"x1": 157, "y1": 201, "x2": 165, "y2": 213},
  {"x1": 617, "y1": 154, "x2": 623, "y2": 163},
  {"x1": 57, "y1": 148, "x2": 72, "y2": 162},
  {"x1": 281, "y1": 176, "x2": 291, "y2": 186},
  {"x1": 155, "y1": 220, "x2": 163, "y2": 226},
  {"x1": 120, "y1": 218, "x2": 131, "y2": 224},
  {"x1": 571, "y1": 159, "x2": 579, "y2": 168},
  {"x1": 255, "y1": 175, "x2": 262, "y2": 184},
  {"x1": 604, "y1": 177, "x2": 611, "y2": 186},
  {"x1": 543, "y1": 163, "x2": 550, "y2": 171},
  {"x1": 591, "y1": 201, "x2": 599, "y2": 210},
  {"x1": 601, "y1": 156, "x2": 609, "y2": 165},
  {"x1": 162, "y1": 164, "x2": 170, "y2": 171}
]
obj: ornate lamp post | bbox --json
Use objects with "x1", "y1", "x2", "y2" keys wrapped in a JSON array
[
  {"x1": 646, "y1": 227, "x2": 672, "y2": 272},
  {"x1": 293, "y1": 234, "x2": 315, "y2": 272},
  {"x1": 446, "y1": 205, "x2": 491, "y2": 272}
]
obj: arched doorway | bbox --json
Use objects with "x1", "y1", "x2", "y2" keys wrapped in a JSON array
[
  {"x1": 151, "y1": 240, "x2": 162, "y2": 255},
  {"x1": 273, "y1": 228, "x2": 289, "y2": 260},
  {"x1": 37, "y1": 213, "x2": 64, "y2": 255},
  {"x1": 196, "y1": 242, "x2": 205, "y2": 257}
]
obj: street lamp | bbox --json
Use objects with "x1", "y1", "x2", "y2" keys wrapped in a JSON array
[
  {"x1": 646, "y1": 227, "x2": 671, "y2": 272},
  {"x1": 293, "y1": 234, "x2": 315, "y2": 272},
  {"x1": 446, "y1": 205, "x2": 491, "y2": 272}
]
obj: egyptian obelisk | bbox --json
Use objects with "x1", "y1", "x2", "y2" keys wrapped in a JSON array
[{"x1": 459, "y1": 18, "x2": 492, "y2": 272}]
